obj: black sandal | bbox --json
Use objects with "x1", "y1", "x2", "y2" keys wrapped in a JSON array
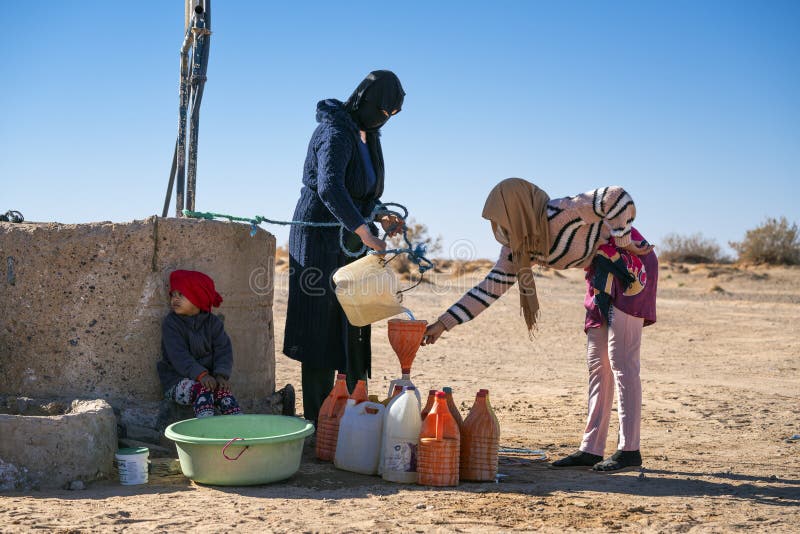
[
  {"x1": 592, "y1": 450, "x2": 642, "y2": 472},
  {"x1": 551, "y1": 450, "x2": 603, "y2": 468}
]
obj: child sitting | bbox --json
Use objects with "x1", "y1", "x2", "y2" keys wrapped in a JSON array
[{"x1": 157, "y1": 269, "x2": 242, "y2": 418}]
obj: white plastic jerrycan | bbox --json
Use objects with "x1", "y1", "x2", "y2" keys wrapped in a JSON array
[
  {"x1": 334, "y1": 399, "x2": 386, "y2": 475},
  {"x1": 332, "y1": 254, "x2": 406, "y2": 327},
  {"x1": 381, "y1": 387, "x2": 422, "y2": 483}
]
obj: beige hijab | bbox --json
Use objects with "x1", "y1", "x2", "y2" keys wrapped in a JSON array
[{"x1": 482, "y1": 178, "x2": 551, "y2": 334}]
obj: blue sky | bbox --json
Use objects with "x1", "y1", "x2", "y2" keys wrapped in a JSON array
[{"x1": 2, "y1": 1, "x2": 798, "y2": 260}]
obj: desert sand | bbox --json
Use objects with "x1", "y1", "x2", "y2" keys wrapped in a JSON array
[{"x1": 2, "y1": 261, "x2": 799, "y2": 532}]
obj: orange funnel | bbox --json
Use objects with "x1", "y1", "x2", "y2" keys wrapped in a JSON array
[{"x1": 387, "y1": 319, "x2": 428, "y2": 373}]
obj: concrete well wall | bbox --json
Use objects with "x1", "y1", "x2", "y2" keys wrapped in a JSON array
[
  {"x1": 0, "y1": 397, "x2": 117, "y2": 489},
  {"x1": 0, "y1": 217, "x2": 276, "y2": 412}
]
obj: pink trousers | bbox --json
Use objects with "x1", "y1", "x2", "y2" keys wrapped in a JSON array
[{"x1": 580, "y1": 306, "x2": 643, "y2": 455}]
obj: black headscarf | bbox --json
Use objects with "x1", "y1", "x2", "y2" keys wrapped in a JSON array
[{"x1": 344, "y1": 70, "x2": 405, "y2": 198}]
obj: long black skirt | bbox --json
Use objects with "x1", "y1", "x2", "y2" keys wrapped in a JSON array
[{"x1": 282, "y1": 226, "x2": 371, "y2": 378}]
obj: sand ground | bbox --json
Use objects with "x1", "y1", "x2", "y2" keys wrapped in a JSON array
[{"x1": 2, "y1": 262, "x2": 799, "y2": 532}]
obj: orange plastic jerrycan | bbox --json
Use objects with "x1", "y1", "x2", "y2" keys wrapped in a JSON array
[
  {"x1": 350, "y1": 379, "x2": 368, "y2": 404},
  {"x1": 442, "y1": 387, "x2": 464, "y2": 429},
  {"x1": 316, "y1": 373, "x2": 350, "y2": 461},
  {"x1": 381, "y1": 384, "x2": 404, "y2": 406},
  {"x1": 460, "y1": 389, "x2": 501, "y2": 481},
  {"x1": 420, "y1": 389, "x2": 437, "y2": 420},
  {"x1": 417, "y1": 391, "x2": 460, "y2": 487}
]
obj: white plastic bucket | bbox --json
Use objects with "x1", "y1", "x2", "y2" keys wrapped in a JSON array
[{"x1": 115, "y1": 447, "x2": 149, "y2": 485}]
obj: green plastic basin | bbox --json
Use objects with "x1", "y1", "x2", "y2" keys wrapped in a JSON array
[{"x1": 164, "y1": 414, "x2": 314, "y2": 486}]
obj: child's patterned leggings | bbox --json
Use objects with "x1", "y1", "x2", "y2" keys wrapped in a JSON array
[{"x1": 167, "y1": 378, "x2": 242, "y2": 418}]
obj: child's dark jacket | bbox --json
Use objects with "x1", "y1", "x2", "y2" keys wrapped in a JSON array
[{"x1": 157, "y1": 311, "x2": 233, "y2": 390}]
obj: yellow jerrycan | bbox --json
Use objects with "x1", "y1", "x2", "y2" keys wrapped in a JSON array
[{"x1": 332, "y1": 254, "x2": 406, "y2": 327}]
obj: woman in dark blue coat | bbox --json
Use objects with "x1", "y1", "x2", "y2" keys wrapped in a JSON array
[{"x1": 283, "y1": 71, "x2": 405, "y2": 426}]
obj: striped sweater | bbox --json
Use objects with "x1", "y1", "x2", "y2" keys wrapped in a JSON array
[{"x1": 438, "y1": 186, "x2": 636, "y2": 330}]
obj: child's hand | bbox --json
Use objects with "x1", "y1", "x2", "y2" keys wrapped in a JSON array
[
  {"x1": 215, "y1": 375, "x2": 231, "y2": 392},
  {"x1": 199, "y1": 373, "x2": 217, "y2": 391},
  {"x1": 621, "y1": 240, "x2": 655, "y2": 256},
  {"x1": 422, "y1": 320, "x2": 446, "y2": 346}
]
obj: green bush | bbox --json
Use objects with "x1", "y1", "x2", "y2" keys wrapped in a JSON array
[
  {"x1": 658, "y1": 233, "x2": 727, "y2": 263},
  {"x1": 730, "y1": 217, "x2": 800, "y2": 265}
]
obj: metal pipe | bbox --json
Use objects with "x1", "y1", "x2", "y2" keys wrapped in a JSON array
[
  {"x1": 175, "y1": 20, "x2": 195, "y2": 216},
  {"x1": 162, "y1": 138, "x2": 179, "y2": 217},
  {"x1": 185, "y1": 10, "x2": 208, "y2": 212},
  {"x1": 168, "y1": 2, "x2": 210, "y2": 217}
]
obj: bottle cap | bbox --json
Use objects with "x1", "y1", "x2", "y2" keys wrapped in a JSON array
[
  {"x1": 428, "y1": 389, "x2": 437, "y2": 394},
  {"x1": 336, "y1": 373, "x2": 346, "y2": 380},
  {"x1": 476, "y1": 391, "x2": 487, "y2": 397},
  {"x1": 479, "y1": 388, "x2": 489, "y2": 395},
  {"x1": 443, "y1": 387, "x2": 453, "y2": 394},
  {"x1": 404, "y1": 386, "x2": 416, "y2": 391},
  {"x1": 435, "y1": 391, "x2": 446, "y2": 399}
]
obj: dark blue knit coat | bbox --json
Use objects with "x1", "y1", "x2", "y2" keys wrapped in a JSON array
[{"x1": 282, "y1": 100, "x2": 382, "y2": 370}]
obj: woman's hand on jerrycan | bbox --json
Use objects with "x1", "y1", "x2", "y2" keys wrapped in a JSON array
[
  {"x1": 379, "y1": 214, "x2": 405, "y2": 237},
  {"x1": 355, "y1": 224, "x2": 387, "y2": 253},
  {"x1": 422, "y1": 320, "x2": 446, "y2": 346}
]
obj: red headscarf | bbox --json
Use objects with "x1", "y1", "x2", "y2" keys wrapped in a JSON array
[{"x1": 169, "y1": 270, "x2": 223, "y2": 312}]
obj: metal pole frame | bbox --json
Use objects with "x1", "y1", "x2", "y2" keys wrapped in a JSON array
[{"x1": 163, "y1": 0, "x2": 211, "y2": 217}]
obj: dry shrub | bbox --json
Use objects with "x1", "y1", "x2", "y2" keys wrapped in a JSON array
[
  {"x1": 659, "y1": 233, "x2": 727, "y2": 263},
  {"x1": 730, "y1": 217, "x2": 800, "y2": 265},
  {"x1": 275, "y1": 245, "x2": 289, "y2": 272}
]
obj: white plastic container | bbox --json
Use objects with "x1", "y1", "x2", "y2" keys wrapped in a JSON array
[
  {"x1": 334, "y1": 400, "x2": 385, "y2": 475},
  {"x1": 378, "y1": 386, "x2": 408, "y2": 475},
  {"x1": 381, "y1": 388, "x2": 422, "y2": 483},
  {"x1": 332, "y1": 254, "x2": 406, "y2": 327},
  {"x1": 115, "y1": 447, "x2": 149, "y2": 485},
  {"x1": 387, "y1": 373, "x2": 421, "y2": 406}
]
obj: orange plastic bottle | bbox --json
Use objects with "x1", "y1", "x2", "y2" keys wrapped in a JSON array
[
  {"x1": 442, "y1": 387, "x2": 464, "y2": 429},
  {"x1": 479, "y1": 388, "x2": 500, "y2": 430},
  {"x1": 417, "y1": 391, "x2": 460, "y2": 486},
  {"x1": 381, "y1": 384, "x2": 404, "y2": 406},
  {"x1": 459, "y1": 389, "x2": 501, "y2": 481},
  {"x1": 420, "y1": 389, "x2": 437, "y2": 420},
  {"x1": 350, "y1": 379, "x2": 368, "y2": 404},
  {"x1": 316, "y1": 373, "x2": 350, "y2": 461}
]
